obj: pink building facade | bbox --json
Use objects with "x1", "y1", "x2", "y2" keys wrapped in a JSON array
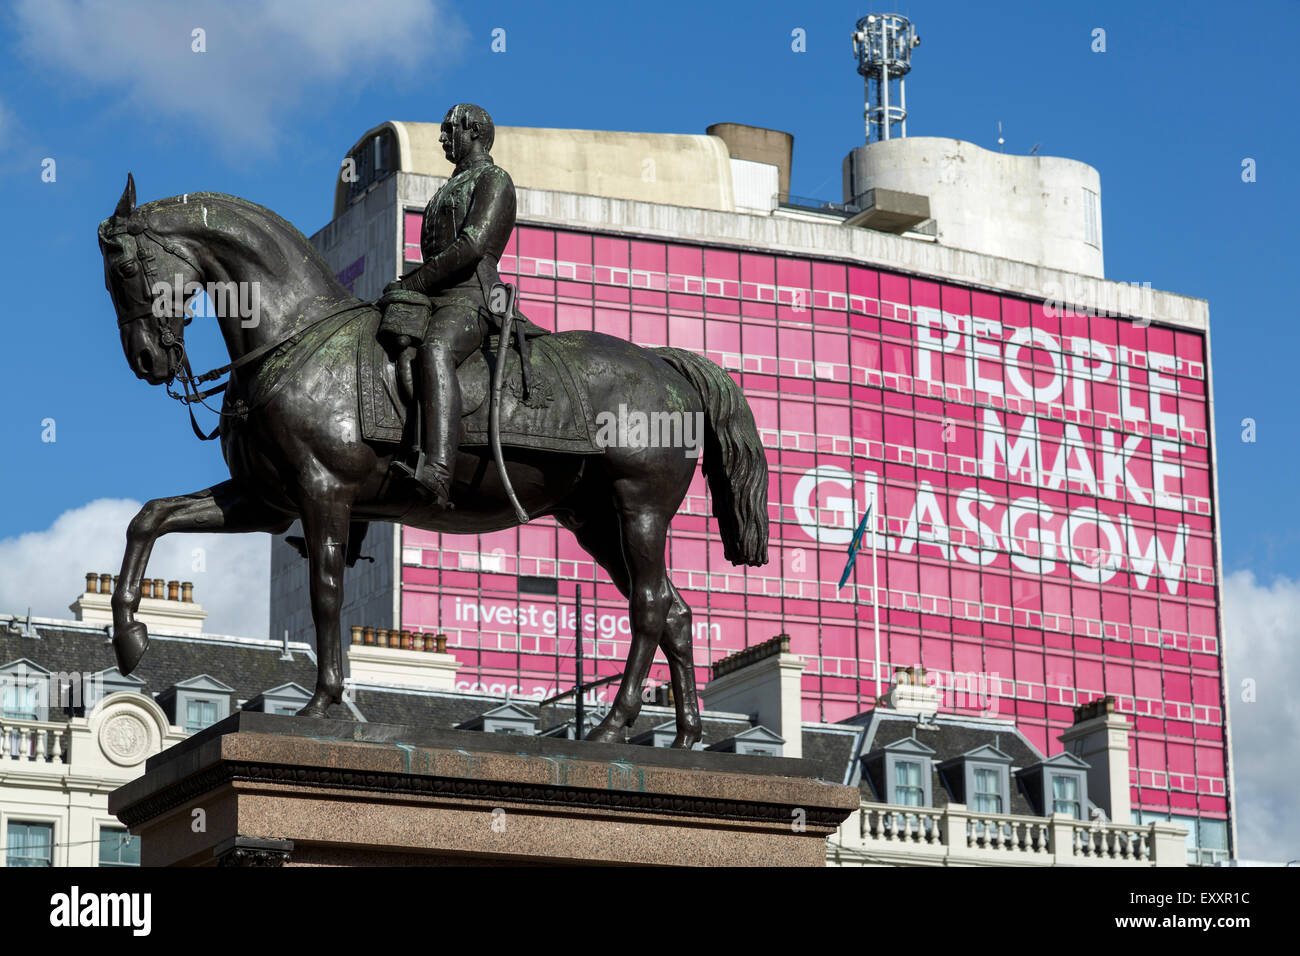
[{"x1": 395, "y1": 215, "x2": 1228, "y2": 831}]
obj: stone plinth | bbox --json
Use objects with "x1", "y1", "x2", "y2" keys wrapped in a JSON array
[{"x1": 108, "y1": 713, "x2": 858, "y2": 867}]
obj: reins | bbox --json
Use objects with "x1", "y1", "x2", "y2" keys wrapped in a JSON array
[{"x1": 112, "y1": 218, "x2": 366, "y2": 441}]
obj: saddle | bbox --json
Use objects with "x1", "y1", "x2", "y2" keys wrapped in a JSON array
[{"x1": 355, "y1": 306, "x2": 602, "y2": 454}]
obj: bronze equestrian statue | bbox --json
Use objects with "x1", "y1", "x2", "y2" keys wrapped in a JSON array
[{"x1": 96, "y1": 108, "x2": 769, "y2": 749}]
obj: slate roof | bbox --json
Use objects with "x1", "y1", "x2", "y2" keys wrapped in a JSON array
[
  {"x1": 0, "y1": 621, "x2": 320, "y2": 714},
  {"x1": 844, "y1": 710, "x2": 1056, "y2": 816},
  {"x1": 347, "y1": 683, "x2": 755, "y2": 749},
  {"x1": 801, "y1": 725, "x2": 866, "y2": 786}
]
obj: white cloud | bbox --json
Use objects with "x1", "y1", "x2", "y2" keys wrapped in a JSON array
[
  {"x1": 1223, "y1": 569, "x2": 1300, "y2": 863},
  {"x1": 13, "y1": 0, "x2": 466, "y2": 153},
  {"x1": 0, "y1": 498, "x2": 269, "y2": 638}
]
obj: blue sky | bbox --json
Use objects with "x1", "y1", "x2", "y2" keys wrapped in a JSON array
[{"x1": 0, "y1": 0, "x2": 1297, "y2": 858}]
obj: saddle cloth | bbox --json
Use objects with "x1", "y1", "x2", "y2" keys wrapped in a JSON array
[{"x1": 354, "y1": 306, "x2": 602, "y2": 453}]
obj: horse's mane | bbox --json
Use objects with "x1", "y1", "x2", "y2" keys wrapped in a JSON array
[
  {"x1": 137, "y1": 191, "x2": 348, "y2": 297},
  {"x1": 143, "y1": 191, "x2": 315, "y2": 248}
]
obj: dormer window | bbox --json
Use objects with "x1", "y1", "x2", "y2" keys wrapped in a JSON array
[
  {"x1": 1015, "y1": 752, "x2": 1091, "y2": 820},
  {"x1": 1, "y1": 660, "x2": 49, "y2": 721},
  {"x1": 629, "y1": 721, "x2": 679, "y2": 749},
  {"x1": 456, "y1": 702, "x2": 538, "y2": 736},
  {"x1": 939, "y1": 744, "x2": 1013, "y2": 815},
  {"x1": 156, "y1": 675, "x2": 235, "y2": 734},
  {"x1": 243, "y1": 683, "x2": 311, "y2": 716},
  {"x1": 86, "y1": 667, "x2": 146, "y2": 713},
  {"x1": 861, "y1": 736, "x2": 936, "y2": 807},
  {"x1": 705, "y1": 725, "x2": 785, "y2": 757}
]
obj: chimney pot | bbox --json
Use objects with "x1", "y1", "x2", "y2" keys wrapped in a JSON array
[
  {"x1": 412, "y1": 632, "x2": 426, "y2": 651},
  {"x1": 1073, "y1": 695, "x2": 1118, "y2": 724},
  {"x1": 435, "y1": 633, "x2": 448, "y2": 654},
  {"x1": 86, "y1": 572, "x2": 98, "y2": 594},
  {"x1": 167, "y1": 580, "x2": 180, "y2": 601},
  {"x1": 363, "y1": 626, "x2": 375, "y2": 645},
  {"x1": 350, "y1": 625, "x2": 364, "y2": 645},
  {"x1": 152, "y1": 578, "x2": 164, "y2": 599},
  {"x1": 141, "y1": 580, "x2": 153, "y2": 599},
  {"x1": 181, "y1": 581, "x2": 193, "y2": 602},
  {"x1": 98, "y1": 573, "x2": 113, "y2": 594}
]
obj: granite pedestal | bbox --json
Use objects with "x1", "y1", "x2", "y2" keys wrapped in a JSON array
[{"x1": 108, "y1": 712, "x2": 859, "y2": 866}]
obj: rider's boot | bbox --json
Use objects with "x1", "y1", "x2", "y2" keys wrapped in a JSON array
[{"x1": 407, "y1": 341, "x2": 460, "y2": 509}]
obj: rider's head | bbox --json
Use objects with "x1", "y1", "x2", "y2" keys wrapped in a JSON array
[{"x1": 440, "y1": 104, "x2": 494, "y2": 165}]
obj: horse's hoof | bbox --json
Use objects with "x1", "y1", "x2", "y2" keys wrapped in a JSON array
[
  {"x1": 670, "y1": 733, "x2": 701, "y2": 750},
  {"x1": 296, "y1": 693, "x2": 337, "y2": 718},
  {"x1": 113, "y1": 622, "x2": 149, "y2": 675},
  {"x1": 584, "y1": 719, "x2": 621, "y2": 744}
]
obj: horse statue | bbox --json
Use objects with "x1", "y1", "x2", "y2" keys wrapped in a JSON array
[{"x1": 96, "y1": 174, "x2": 769, "y2": 748}]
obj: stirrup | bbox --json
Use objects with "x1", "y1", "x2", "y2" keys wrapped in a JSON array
[{"x1": 394, "y1": 453, "x2": 454, "y2": 509}]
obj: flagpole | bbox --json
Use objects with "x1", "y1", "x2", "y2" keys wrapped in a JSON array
[{"x1": 871, "y1": 484, "x2": 882, "y2": 702}]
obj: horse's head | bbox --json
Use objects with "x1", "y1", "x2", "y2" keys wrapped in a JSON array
[{"x1": 98, "y1": 173, "x2": 201, "y2": 386}]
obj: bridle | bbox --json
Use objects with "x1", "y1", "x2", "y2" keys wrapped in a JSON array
[{"x1": 104, "y1": 209, "x2": 361, "y2": 441}]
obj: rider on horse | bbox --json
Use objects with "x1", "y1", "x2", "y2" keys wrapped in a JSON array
[{"x1": 378, "y1": 103, "x2": 541, "y2": 506}]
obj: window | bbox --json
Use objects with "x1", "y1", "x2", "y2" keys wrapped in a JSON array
[
  {"x1": 492, "y1": 727, "x2": 524, "y2": 734},
  {"x1": 871, "y1": 739, "x2": 935, "y2": 807},
  {"x1": 1082, "y1": 187, "x2": 1100, "y2": 247},
  {"x1": 893, "y1": 760, "x2": 924, "y2": 806},
  {"x1": 7, "y1": 822, "x2": 53, "y2": 867},
  {"x1": 1051, "y1": 774, "x2": 1082, "y2": 818},
  {"x1": 1197, "y1": 819, "x2": 1229, "y2": 866},
  {"x1": 2, "y1": 681, "x2": 39, "y2": 720},
  {"x1": 98, "y1": 828, "x2": 140, "y2": 868},
  {"x1": 185, "y1": 699, "x2": 218, "y2": 733},
  {"x1": 973, "y1": 767, "x2": 1003, "y2": 813},
  {"x1": 345, "y1": 129, "x2": 398, "y2": 207}
]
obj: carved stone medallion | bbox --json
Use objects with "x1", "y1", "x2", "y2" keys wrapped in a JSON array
[{"x1": 100, "y1": 712, "x2": 151, "y2": 766}]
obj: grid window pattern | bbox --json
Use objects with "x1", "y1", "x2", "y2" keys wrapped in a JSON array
[
  {"x1": 397, "y1": 217, "x2": 1226, "y2": 820},
  {"x1": 893, "y1": 760, "x2": 925, "y2": 806},
  {"x1": 1052, "y1": 774, "x2": 1082, "y2": 818},
  {"x1": 184, "y1": 699, "x2": 218, "y2": 734},
  {"x1": 7, "y1": 822, "x2": 52, "y2": 867},
  {"x1": 98, "y1": 828, "x2": 140, "y2": 867},
  {"x1": 973, "y1": 767, "x2": 1004, "y2": 813}
]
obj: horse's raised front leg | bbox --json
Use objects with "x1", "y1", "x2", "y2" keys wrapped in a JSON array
[
  {"x1": 112, "y1": 480, "x2": 292, "y2": 674},
  {"x1": 295, "y1": 486, "x2": 354, "y2": 718}
]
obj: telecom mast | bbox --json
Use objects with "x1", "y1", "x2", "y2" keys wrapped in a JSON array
[{"x1": 852, "y1": 13, "x2": 921, "y2": 143}]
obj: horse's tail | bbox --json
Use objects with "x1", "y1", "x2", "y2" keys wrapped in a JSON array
[{"x1": 651, "y1": 347, "x2": 769, "y2": 567}]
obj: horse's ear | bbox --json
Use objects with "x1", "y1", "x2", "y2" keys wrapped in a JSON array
[{"x1": 114, "y1": 173, "x2": 136, "y2": 219}]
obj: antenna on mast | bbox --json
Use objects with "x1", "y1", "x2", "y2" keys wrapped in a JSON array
[{"x1": 852, "y1": 12, "x2": 921, "y2": 144}]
